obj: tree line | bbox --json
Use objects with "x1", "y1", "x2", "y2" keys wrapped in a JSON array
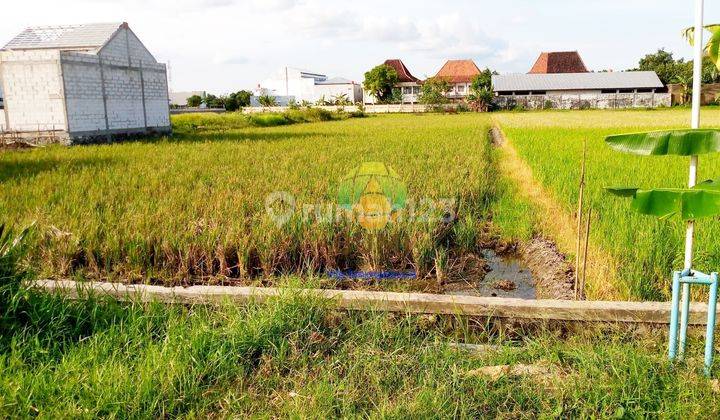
[
  {"x1": 186, "y1": 90, "x2": 252, "y2": 111},
  {"x1": 362, "y1": 63, "x2": 497, "y2": 111},
  {"x1": 633, "y1": 48, "x2": 720, "y2": 103}
]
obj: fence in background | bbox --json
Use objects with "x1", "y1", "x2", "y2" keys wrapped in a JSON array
[
  {"x1": 242, "y1": 104, "x2": 432, "y2": 114},
  {"x1": 493, "y1": 92, "x2": 672, "y2": 110}
]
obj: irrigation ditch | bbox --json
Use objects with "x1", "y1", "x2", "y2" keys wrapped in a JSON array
[{"x1": 490, "y1": 124, "x2": 621, "y2": 301}]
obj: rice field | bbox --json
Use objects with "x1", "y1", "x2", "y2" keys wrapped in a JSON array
[
  {"x1": 0, "y1": 113, "x2": 504, "y2": 284},
  {"x1": 5, "y1": 108, "x2": 720, "y2": 417},
  {"x1": 5, "y1": 108, "x2": 720, "y2": 300},
  {"x1": 495, "y1": 108, "x2": 720, "y2": 301}
]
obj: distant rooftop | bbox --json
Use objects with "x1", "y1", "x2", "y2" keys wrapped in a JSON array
[
  {"x1": 434, "y1": 60, "x2": 481, "y2": 83},
  {"x1": 493, "y1": 71, "x2": 664, "y2": 92},
  {"x1": 2, "y1": 22, "x2": 125, "y2": 51},
  {"x1": 383, "y1": 59, "x2": 420, "y2": 83},
  {"x1": 316, "y1": 77, "x2": 356, "y2": 85},
  {"x1": 529, "y1": 51, "x2": 588, "y2": 74}
]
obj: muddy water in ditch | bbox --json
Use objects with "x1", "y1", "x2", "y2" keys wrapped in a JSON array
[{"x1": 445, "y1": 250, "x2": 535, "y2": 299}]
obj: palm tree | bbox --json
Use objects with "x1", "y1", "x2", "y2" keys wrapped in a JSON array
[{"x1": 257, "y1": 94, "x2": 278, "y2": 108}]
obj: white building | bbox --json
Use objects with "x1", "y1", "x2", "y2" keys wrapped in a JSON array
[
  {"x1": 256, "y1": 67, "x2": 362, "y2": 104},
  {"x1": 364, "y1": 59, "x2": 422, "y2": 104},
  {"x1": 0, "y1": 22, "x2": 170, "y2": 143}
]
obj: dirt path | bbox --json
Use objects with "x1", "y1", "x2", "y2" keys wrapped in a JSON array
[{"x1": 491, "y1": 124, "x2": 625, "y2": 300}]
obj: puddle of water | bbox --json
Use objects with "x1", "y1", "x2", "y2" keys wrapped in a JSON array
[{"x1": 446, "y1": 249, "x2": 535, "y2": 299}]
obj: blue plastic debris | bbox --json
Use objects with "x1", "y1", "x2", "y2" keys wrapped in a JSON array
[{"x1": 327, "y1": 269, "x2": 416, "y2": 280}]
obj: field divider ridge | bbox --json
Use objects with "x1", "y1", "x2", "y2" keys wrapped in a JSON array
[
  {"x1": 491, "y1": 123, "x2": 623, "y2": 300},
  {"x1": 32, "y1": 279, "x2": 710, "y2": 324}
]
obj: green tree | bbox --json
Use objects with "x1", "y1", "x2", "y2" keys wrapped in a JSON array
[
  {"x1": 186, "y1": 95, "x2": 202, "y2": 107},
  {"x1": 331, "y1": 93, "x2": 351, "y2": 106},
  {"x1": 390, "y1": 88, "x2": 403, "y2": 104},
  {"x1": 234, "y1": 90, "x2": 252, "y2": 107},
  {"x1": 203, "y1": 94, "x2": 225, "y2": 109},
  {"x1": 225, "y1": 96, "x2": 239, "y2": 112},
  {"x1": 418, "y1": 77, "x2": 451, "y2": 110},
  {"x1": 636, "y1": 49, "x2": 688, "y2": 85},
  {"x1": 467, "y1": 68, "x2": 496, "y2": 112},
  {"x1": 363, "y1": 64, "x2": 399, "y2": 103},
  {"x1": 258, "y1": 94, "x2": 278, "y2": 107},
  {"x1": 223, "y1": 91, "x2": 253, "y2": 112}
]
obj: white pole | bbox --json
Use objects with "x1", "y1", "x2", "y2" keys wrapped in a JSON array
[{"x1": 680, "y1": 0, "x2": 705, "y2": 356}]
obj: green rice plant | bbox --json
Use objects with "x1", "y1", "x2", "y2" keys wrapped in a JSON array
[
  {"x1": 247, "y1": 113, "x2": 291, "y2": 127},
  {"x1": 0, "y1": 114, "x2": 501, "y2": 283},
  {"x1": 495, "y1": 109, "x2": 720, "y2": 300}
]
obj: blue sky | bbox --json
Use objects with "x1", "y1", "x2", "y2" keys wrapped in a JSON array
[{"x1": 1, "y1": 0, "x2": 719, "y2": 93}]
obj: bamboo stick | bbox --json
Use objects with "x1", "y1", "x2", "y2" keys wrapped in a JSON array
[
  {"x1": 580, "y1": 207, "x2": 593, "y2": 300},
  {"x1": 575, "y1": 139, "x2": 587, "y2": 299}
]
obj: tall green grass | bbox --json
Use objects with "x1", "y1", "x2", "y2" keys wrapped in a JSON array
[
  {"x1": 1, "y1": 285, "x2": 718, "y2": 417},
  {"x1": 172, "y1": 107, "x2": 350, "y2": 132},
  {"x1": 495, "y1": 109, "x2": 720, "y2": 300},
  {"x1": 0, "y1": 222, "x2": 716, "y2": 417},
  {"x1": 0, "y1": 114, "x2": 499, "y2": 283}
]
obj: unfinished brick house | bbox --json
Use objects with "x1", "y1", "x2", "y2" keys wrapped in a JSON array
[{"x1": 0, "y1": 22, "x2": 170, "y2": 144}]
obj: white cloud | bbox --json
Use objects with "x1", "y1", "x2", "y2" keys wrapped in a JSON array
[
  {"x1": 213, "y1": 53, "x2": 250, "y2": 65},
  {"x1": 2, "y1": 0, "x2": 717, "y2": 92}
]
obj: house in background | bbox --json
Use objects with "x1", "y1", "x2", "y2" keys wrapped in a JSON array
[
  {"x1": 364, "y1": 59, "x2": 422, "y2": 104},
  {"x1": 169, "y1": 91, "x2": 206, "y2": 107},
  {"x1": 492, "y1": 71, "x2": 669, "y2": 109},
  {"x1": 433, "y1": 59, "x2": 481, "y2": 100},
  {"x1": 256, "y1": 67, "x2": 362, "y2": 104},
  {"x1": 529, "y1": 51, "x2": 588, "y2": 74},
  {"x1": 313, "y1": 77, "x2": 363, "y2": 104},
  {"x1": 0, "y1": 22, "x2": 170, "y2": 143}
]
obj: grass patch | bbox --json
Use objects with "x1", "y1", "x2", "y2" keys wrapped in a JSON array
[
  {"x1": 1, "y1": 286, "x2": 718, "y2": 417},
  {"x1": 172, "y1": 107, "x2": 351, "y2": 132}
]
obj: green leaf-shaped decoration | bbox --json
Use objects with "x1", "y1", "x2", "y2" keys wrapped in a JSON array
[
  {"x1": 604, "y1": 181, "x2": 720, "y2": 220},
  {"x1": 605, "y1": 130, "x2": 720, "y2": 156}
]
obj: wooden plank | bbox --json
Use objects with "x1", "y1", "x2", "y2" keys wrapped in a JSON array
[{"x1": 32, "y1": 280, "x2": 712, "y2": 325}]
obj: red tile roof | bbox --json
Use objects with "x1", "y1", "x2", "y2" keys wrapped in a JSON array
[
  {"x1": 529, "y1": 51, "x2": 588, "y2": 74},
  {"x1": 434, "y1": 60, "x2": 481, "y2": 83},
  {"x1": 383, "y1": 59, "x2": 420, "y2": 83}
]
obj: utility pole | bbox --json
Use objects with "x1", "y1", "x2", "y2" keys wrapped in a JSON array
[{"x1": 679, "y1": 0, "x2": 705, "y2": 357}]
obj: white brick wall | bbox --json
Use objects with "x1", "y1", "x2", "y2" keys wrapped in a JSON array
[
  {"x1": 62, "y1": 55, "x2": 106, "y2": 133},
  {"x1": 0, "y1": 27, "x2": 169, "y2": 138},
  {"x1": 0, "y1": 50, "x2": 66, "y2": 131},
  {"x1": 63, "y1": 28, "x2": 169, "y2": 134}
]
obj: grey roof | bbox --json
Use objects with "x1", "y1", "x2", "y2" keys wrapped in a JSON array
[
  {"x1": 316, "y1": 77, "x2": 355, "y2": 85},
  {"x1": 2, "y1": 22, "x2": 124, "y2": 51},
  {"x1": 492, "y1": 71, "x2": 663, "y2": 92}
]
